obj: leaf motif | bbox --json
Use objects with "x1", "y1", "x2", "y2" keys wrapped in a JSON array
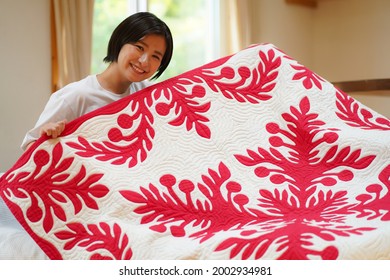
[
  {"x1": 67, "y1": 97, "x2": 156, "y2": 168},
  {"x1": 335, "y1": 89, "x2": 390, "y2": 130},
  {"x1": 54, "y1": 222, "x2": 132, "y2": 260}
]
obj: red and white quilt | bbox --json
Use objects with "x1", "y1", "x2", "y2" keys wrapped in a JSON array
[{"x1": 1, "y1": 44, "x2": 390, "y2": 260}]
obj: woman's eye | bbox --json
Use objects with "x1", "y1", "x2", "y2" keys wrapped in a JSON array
[{"x1": 135, "y1": 45, "x2": 143, "y2": 51}]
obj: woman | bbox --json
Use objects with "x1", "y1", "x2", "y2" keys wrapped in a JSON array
[{"x1": 21, "y1": 12, "x2": 173, "y2": 150}]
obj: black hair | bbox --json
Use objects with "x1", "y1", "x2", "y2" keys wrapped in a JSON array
[{"x1": 103, "y1": 12, "x2": 173, "y2": 80}]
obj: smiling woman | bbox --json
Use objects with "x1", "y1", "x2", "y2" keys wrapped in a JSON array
[
  {"x1": 91, "y1": 0, "x2": 219, "y2": 82},
  {"x1": 97, "y1": 11, "x2": 173, "y2": 93},
  {"x1": 21, "y1": 12, "x2": 174, "y2": 151},
  {"x1": 98, "y1": 34, "x2": 168, "y2": 94}
]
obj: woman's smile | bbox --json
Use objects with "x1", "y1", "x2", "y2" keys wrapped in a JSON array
[{"x1": 130, "y1": 63, "x2": 146, "y2": 74}]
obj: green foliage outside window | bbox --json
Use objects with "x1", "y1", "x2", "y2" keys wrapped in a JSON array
[
  {"x1": 91, "y1": 0, "x2": 128, "y2": 75},
  {"x1": 148, "y1": 0, "x2": 210, "y2": 81}
]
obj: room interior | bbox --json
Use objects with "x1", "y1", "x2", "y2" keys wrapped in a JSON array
[{"x1": 0, "y1": 0, "x2": 389, "y2": 261}]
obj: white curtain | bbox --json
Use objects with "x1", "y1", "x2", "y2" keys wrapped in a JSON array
[
  {"x1": 219, "y1": 0, "x2": 253, "y2": 57},
  {"x1": 52, "y1": 0, "x2": 94, "y2": 90}
]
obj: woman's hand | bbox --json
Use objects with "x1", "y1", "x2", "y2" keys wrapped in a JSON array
[{"x1": 40, "y1": 119, "x2": 67, "y2": 138}]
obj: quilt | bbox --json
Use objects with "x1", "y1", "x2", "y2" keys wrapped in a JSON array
[{"x1": 1, "y1": 44, "x2": 390, "y2": 260}]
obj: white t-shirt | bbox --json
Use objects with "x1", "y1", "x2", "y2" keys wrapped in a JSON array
[{"x1": 21, "y1": 75, "x2": 152, "y2": 150}]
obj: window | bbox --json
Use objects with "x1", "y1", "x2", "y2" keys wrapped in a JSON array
[
  {"x1": 148, "y1": 0, "x2": 220, "y2": 81},
  {"x1": 91, "y1": 0, "x2": 130, "y2": 74},
  {"x1": 91, "y1": 0, "x2": 220, "y2": 82}
]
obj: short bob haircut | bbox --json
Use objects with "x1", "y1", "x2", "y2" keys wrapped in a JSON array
[{"x1": 103, "y1": 12, "x2": 173, "y2": 80}]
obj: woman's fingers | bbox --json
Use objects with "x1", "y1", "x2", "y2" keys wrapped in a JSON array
[{"x1": 40, "y1": 119, "x2": 67, "y2": 138}]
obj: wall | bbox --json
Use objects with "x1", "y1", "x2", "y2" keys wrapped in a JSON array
[
  {"x1": 313, "y1": 0, "x2": 390, "y2": 118},
  {"x1": 251, "y1": 0, "x2": 390, "y2": 118},
  {"x1": 250, "y1": 0, "x2": 390, "y2": 83},
  {"x1": 0, "y1": 0, "x2": 51, "y2": 171},
  {"x1": 313, "y1": 0, "x2": 390, "y2": 82},
  {"x1": 249, "y1": 0, "x2": 314, "y2": 68}
]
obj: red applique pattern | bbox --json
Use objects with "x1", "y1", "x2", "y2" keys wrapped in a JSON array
[
  {"x1": 1, "y1": 43, "x2": 389, "y2": 260},
  {"x1": 336, "y1": 89, "x2": 390, "y2": 130}
]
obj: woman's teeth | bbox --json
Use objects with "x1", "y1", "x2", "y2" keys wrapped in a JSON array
[{"x1": 132, "y1": 64, "x2": 145, "y2": 74}]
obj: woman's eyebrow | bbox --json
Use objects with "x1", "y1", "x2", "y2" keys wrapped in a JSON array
[
  {"x1": 138, "y1": 40, "x2": 164, "y2": 57},
  {"x1": 154, "y1": 50, "x2": 164, "y2": 58}
]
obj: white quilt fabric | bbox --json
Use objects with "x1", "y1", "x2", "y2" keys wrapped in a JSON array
[
  {"x1": 0, "y1": 173, "x2": 47, "y2": 259},
  {"x1": 0, "y1": 44, "x2": 389, "y2": 260}
]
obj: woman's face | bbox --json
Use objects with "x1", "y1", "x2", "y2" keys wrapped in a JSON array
[{"x1": 117, "y1": 34, "x2": 167, "y2": 83}]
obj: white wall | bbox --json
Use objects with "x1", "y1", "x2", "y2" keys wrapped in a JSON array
[{"x1": 0, "y1": 0, "x2": 51, "y2": 171}]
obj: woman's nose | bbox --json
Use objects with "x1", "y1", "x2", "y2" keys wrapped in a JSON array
[{"x1": 139, "y1": 53, "x2": 149, "y2": 67}]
